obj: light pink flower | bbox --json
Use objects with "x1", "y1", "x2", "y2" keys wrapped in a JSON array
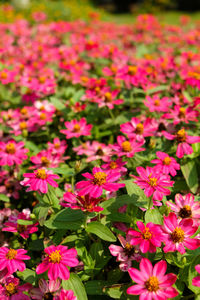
[
  {"x1": 30, "y1": 278, "x2": 61, "y2": 300},
  {"x1": 128, "y1": 221, "x2": 164, "y2": 253},
  {"x1": 20, "y1": 168, "x2": 59, "y2": 194},
  {"x1": 151, "y1": 151, "x2": 180, "y2": 176},
  {"x1": 60, "y1": 118, "x2": 92, "y2": 139},
  {"x1": 162, "y1": 213, "x2": 199, "y2": 254},
  {"x1": 0, "y1": 140, "x2": 28, "y2": 166},
  {"x1": 0, "y1": 247, "x2": 30, "y2": 274},
  {"x1": 76, "y1": 167, "x2": 125, "y2": 198},
  {"x1": 36, "y1": 245, "x2": 79, "y2": 280},
  {"x1": 127, "y1": 258, "x2": 178, "y2": 299}
]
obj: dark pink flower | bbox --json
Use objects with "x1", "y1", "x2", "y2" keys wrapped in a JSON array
[
  {"x1": 127, "y1": 258, "x2": 178, "y2": 299},
  {"x1": 59, "y1": 289, "x2": 77, "y2": 300},
  {"x1": 111, "y1": 136, "x2": 145, "y2": 158},
  {"x1": 60, "y1": 118, "x2": 92, "y2": 139},
  {"x1": 0, "y1": 141, "x2": 28, "y2": 166},
  {"x1": 192, "y1": 265, "x2": 200, "y2": 287},
  {"x1": 0, "y1": 247, "x2": 30, "y2": 274},
  {"x1": 151, "y1": 151, "x2": 180, "y2": 176},
  {"x1": 0, "y1": 276, "x2": 32, "y2": 300}
]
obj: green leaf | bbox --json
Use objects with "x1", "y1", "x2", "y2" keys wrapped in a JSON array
[
  {"x1": 0, "y1": 194, "x2": 9, "y2": 202},
  {"x1": 17, "y1": 269, "x2": 36, "y2": 284},
  {"x1": 123, "y1": 180, "x2": 148, "y2": 208},
  {"x1": 45, "y1": 208, "x2": 84, "y2": 230},
  {"x1": 33, "y1": 205, "x2": 49, "y2": 226},
  {"x1": 181, "y1": 160, "x2": 198, "y2": 193},
  {"x1": 50, "y1": 96, "x2": 66, "y2": 110},
  {"x1": 146, "y1": 85, "x2": 169, "y2": 95},
  {"x1": 62, "y1": 273, "x2": 88, "y2": 300},
  {"x1": 86, "y1": 221, "x2": 116, "y2": 242},
  {"x1": 17, "y1": 219, "x2": 36, "y2": 225},
  {"x1": 85, "y1": 280, "x2": 107, "y2": 295},
  {"x1": 48, "y1": 167, "x2": 75, "y2": 176},
  {"x1": 145, "y1": 208, "x2": 163, "y2": 225}
]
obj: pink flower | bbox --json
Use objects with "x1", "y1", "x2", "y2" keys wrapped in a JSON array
[
  {"x1": 162, "y1": 213, "x2": 199, "y2": 254},
  {"x1": 60, "y1": 118, "x2": 92, "y2": 139},
  {"x1": 127, "y1": 221, "x2": 164, "y2": 253},
  {"x1": 192, "y1": 265, "x2": 200, "y2": 287},
  {"x1": 151, "y1": 151, "x2": 180, "y2": 176},
  {"x1": 166, "y1": 193, "x2": 200, "y2": 223},
  {"x1": 101, "y1": 158, "x2": 127, "y2": 175},
  {"x1": 0, "y1": 247, "x2": 30, "y2": 274},
  {"x1": 127, "y1": 258, "x2": 178, "y2": 299},
  {"x1": 163, "y1": 105, "x2": 198, "y2": 124},
  {"x1": 30, "y1": 149, "x2": 63, "y2": 169},
  {"x1": 109, "y1": 234, "x2": 141, "y2": 271},
  {"x1": 111, "y1": 136, "x2": 145, "y2": 158},
  {"x1": 30, "y1": 278, "x2": 61, "y2": 300},
  {"x1": 0, "y1": 276, "x2": 32, "y2": 300},
  {"x1": 36, "y1": 245, "x2": 79, "y2": 280},
  {"x1": 144, "y1": 95, "x2": 172, "y2": 112},
  {"x1": 76, "y1": 167, "x2": 125, "y2": 198},
  {"x1": 133, "y1": 166, "x2": 174, "y2": 203},
  {"x1": 0, "y1": 140, "x2": 28, "y2": 166},
  {"x1": 47, "y1": 138, "x2": 67, "y2": 155},
  {"x1": 20, "y1": 168, "x2": 59, "y2": 194},
  {"x1": 59, "y1": 289, "x2": 77, "y2": 300},
  {"x1": 163, "y1": 128, "x2": 200, "y2": 158}
]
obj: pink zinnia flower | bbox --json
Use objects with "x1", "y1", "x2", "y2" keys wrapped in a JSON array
[
  {"x1": 0, "y1": 247, "x2": 30, "y2": 274},
  {"x1": 36, "y1": 245, "x2": 79, "y2": 280},
  {"x1": 20, "y1": 168, "x2": 59, "y2": 194},
  {"x1": 127, "y1": 258, "x2": 178, "y2": 299},
  {"x1": 109, "y1": 234, "x2": 141, "y2": 271},
  {"x1": 60, "y1": 118, "x2": 92, "y2": 139},
  {"x1": 166, "y1": 193, "x2": 200, "y2": 223},
  {"x1": 163, "y1": 128, "x2": 200, "y2": 158},
  {"x1": 144, "y1": 95, "x2": 172, "y2": 112},
  {"x1": 101, "y1": 158, "x2": 127, "y2": 175},
  {"x1": 0, "y1": 140, "x2": 28, "y2": 166},
  {"x1": 127, "y1": 221, "x2": 164, "y2": 253},
  {"x1": 76, "y1": 167, "x2": 125, "y2": 198},
  {"x1": 59, "y1": 289, "x2": 77, "y2": 300},
  {"x1": 30, "y1": 278, "x2": 61, "y2": 300},
  {"x1": 192, "y1": 265, "x2": 200, "y2": 287},
  {"x1": 162, "y1": 213, "x2": 199, "y2": 254},
  {"x1": 0, "y1": 276, "x2": 32, "y2": 300},
  {"x1": 61, "y1": 191, "x2": 104, "y2": 213},
  {"x1": 133, "y1": 166, "x2": 174, "y2": 203},
  {"x1": 151, "y1": 151, "x2": 180, "y2": 176},
  {"x1": 111, "y1": 136, "x2": 145, "y2": 158}
]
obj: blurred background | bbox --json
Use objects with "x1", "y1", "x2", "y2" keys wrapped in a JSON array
[{"x1": 0, "y1": 0, "x2": 200, "y2": 23}]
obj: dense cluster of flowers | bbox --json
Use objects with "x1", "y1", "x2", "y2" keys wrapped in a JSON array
[{"x1": 1, "y1": 13, "x2": 200, "y2": 299}]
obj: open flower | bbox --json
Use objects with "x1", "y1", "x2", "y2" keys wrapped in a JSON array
[
  {"x1": 76, "y1": 167, "x2": 125, "y2": 198},
  {"x1": 0, "y1": 276, "x2": 32, "y2": 300},
  {"x1": 127, "y1": 258, "x2": 178, "y2": 299},
  {"x1": 0, "y1": 247, "x2": 30, "y2": 274},
  {"x1": 162, "y1": 213, "x2": 199, "y2": 254},
  {"x1": 36, "y1": 245, "x2": 79, "y2": 280},
  {"x1": 151, "y1": 151, "x2": 180, "y2": 176},
  {"x1": 127, "y1": 221, "x2": 164, "y2": 253},
  {"x1": 111, "y1": 135, "x2": 145, "y2": 158},
  {"x1": 59, "y1": 289, "x2": 77, "y2": 300},
  {"x1": 0, "y1": 140, "x2": 28, "y2": 166},
  {"x1": 20, "y1": 168, "x2": 59, "y2": 194},
  {"x1": 60, "y1": 118, "x2": 92, "y2": 139}
]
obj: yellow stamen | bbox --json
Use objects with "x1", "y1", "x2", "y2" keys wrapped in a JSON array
[
  {"x1": 49, "y1": 250, "x2": 62, "y2": 263},
  {"x1": 5, "y1": 143, "x2": 16, "y2": 154},
  {"x1": 145, "y1": 276, "x2": 159, "y2": 292},
  {"x1": 73, "y1": 124, "x2": 81, "y2": 132},
  {"x1": 93, "y1": 172, "x2": 107, "y2": 186},
  {"x1": 122, "y1": 141, "x2": 132, "y2": 152},
  {"x1": 36, "y1": 169, "x2": 47, "y2": 179},
  {"x1": 5, "y1": 283, "x2": 17, "y2": 296},
  {"x1": 135, "y1": 123, "x2": 144, "y2": 134},
  {"x1": 6, "y1": 249, "x2": 17, "y2": 260},
  {"x1": 178, "y1": 205, "x2": 192, "y2": 219},
  {"x1": 163, "y1": 157, "x2": 171, "y2": 165},
  {"x1": 142, "y1": 227, "x2": 152, "y2": 240},
  {"x1": 176, "y1": 129, "x2": 186, "y2": 142},
  {"x1": 171, "y1": 227, "x2": 185, "y2": 243}
]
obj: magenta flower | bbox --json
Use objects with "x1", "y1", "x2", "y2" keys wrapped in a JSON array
[
  {"x1": 61, "y1": 191, "x2": 104, "y2": 213},
  {"x1": 166, "y1": 193, "x2": 200, "y2": 223},
  {"x1": 127, "y1": 221, "x2": 164, "y2": 253},
  {"x1": 111, "y1": 135, "x2": 145, "y2": 158},
  {"x1": 0, "y1": 247, "x2": 30, "y2": 274},
  {"x1": 101, "y1": 158, "x2": 127, "y2": 175},
  {"x1": 162, "y1": 213, "x2": 199, "y2": 254},
  {"x1": 144, "y1": 95, "x2": 172, "y2": 112},
  {"x1": 127, "y1": 258, "x2": 178, "y2": 299},
  {"x1": 36, "y1": 245, "x2": 79, "y2": 280},
  {"x1": 151, "y1": 151, "x2": 180, "y2": 176},
  {"x1": 133, "y1": 166, "x2": 174, "y2": 202},
  {"x1": 20, "y1": 168, "x2": 59, "y2": 194},
  {"x1": 30, "y1": 278, "x2": 61, "y2": 300},
  {"x1": 59, "y1": 289, "x2": 77, "y2": 300},
  {"x1": 0, "y1": 140, "x2": 28, "y2": 166},
  {"x1": 192, "y1": 265, "x2": 200, "y2": 287},
  {"x1": 0, "y1": 276, "x2": 32, "y2": 300},
  {"x1": 109, "y1": 234, "x2": 141, "y2": 271},
  {"x1": 163, "y1": 128, "x2": 200, "y2": 158},
  {"x1": 76, "y1": 167, "x2": 125, "y2": 198},
  {"x1": 60, "y1": 118, "x2": 92, "y2": 139}
]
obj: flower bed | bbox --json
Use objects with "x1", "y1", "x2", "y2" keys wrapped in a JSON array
[{"x1": 0, "y1": 14, "x2": 200, "y2": 299}]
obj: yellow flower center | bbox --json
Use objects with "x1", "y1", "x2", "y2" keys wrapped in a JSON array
[
  {"x1": 104, "y1": 92, "x2": 112, "y2": 102},
  {"x1": 148, "y1": 174, "x2": 158, "y2": 187},
  {"x1": 145, "y1": 276, "x2": 159, "y2": 292},
  {"x1": 20, "y1": 108, "x2": 28, "y2": 115},
  {"x1": 128, "y1": 66, "x2": 137, "y2": 75},
  {"x1": 111, "y1": 65, "x2": 117, "y2": 73},
  {"x1": 41, "y1": 156, "x2": 50, "y2": 167},
  {"x1": 0, "y1": 71, "x2": 8, "y2": 79},
  {"x1": 36, "y1": 169, "x2": 47, "y2": 179},
  {"x1": 163, "y1": 156, "x2": 171, "y2": 165},
  {"x1": 17, "y1": 224, "x2": 27, "y2": 233},
  {"x1": 142, "y1": 227, "x2": 152, "y2": 240},
  {"x1": 171, "y1": 227, "x2": 185, "y2": 243},
  {"x1": 39, "y1": 76, "x2": 46, "y2": 83},
  {"x1": 176, "y1": 129, "x2": 186, "y2": 142},
  {"x1": 6, "y1": 249, "x2": 17, "y2": 260},
  {"x1": 93, "y1": 172, "x2": 107, "y2": 185},
  {"x1": 178, "y1": 205, "x2": 192, "y2": 218},
  {"x1": 54, "y1": 143, "x2": 60, "y2": 149},
  {"x1": 5, "y1": 143, "x2": 16, "y2": 154},
  {"x1": 110, "y1": 161, "x2": 117, "y2": 169},
  {"x1": 49, "y1": 250, "x2": 62, "y2": 263},
  {"x1": 135, "y1": 123, "x2": 144, "y2": 134},
  {"x1": 5, "y1": 283, "x2": 17, "y2": 296},
  {"x1": 80, "y1": 76, "x2": 89, "y2": 83},
  {"x1": 124, "y1": 243, "x2": 135, "y2": 256},
  {"x1": 179, "y1": 107, "x2": 186, "y2": 118},
  {"x1": 19, "y1": 122, "x2": 27, "y2": 130},
  {"x1": 73, "y1": 124, "x2": 81, "y2": 132},
  {"x1": 40, "y1": 113, "x2": 47, "y2": 120},
  {"x1": 122, "y1": 141, "x2": 132, "y2": 152},
  {"x1": 154, "y1": 99, "x2": 160, "y2": 106}
]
